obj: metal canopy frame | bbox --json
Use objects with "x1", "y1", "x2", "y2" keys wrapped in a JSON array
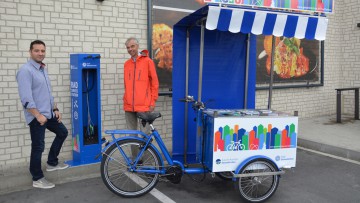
[{"x1": 180, "y1": 4, "x2": 328, "y2": 163}]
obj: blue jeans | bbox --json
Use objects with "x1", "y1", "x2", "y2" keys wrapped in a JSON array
[{"x1": 29, "y1": 117, "x2": 68, "y2": 181}]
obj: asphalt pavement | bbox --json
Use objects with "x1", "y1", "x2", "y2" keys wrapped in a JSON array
[
  {"x1": 0, "y1": 149, "x2": 359, "y2": 203},
  {"x1": 1, "y1": 114, "x2": 359, "y2": 201}
]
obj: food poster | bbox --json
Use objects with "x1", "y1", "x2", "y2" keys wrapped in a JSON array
[
  {"x1": 212, "y1": 116, "x2": 298, "y2": 172},
  {"x1": 256, "y1": 35, "x2": 322, "y2": 87},
  {"x1": 151, "y1": 0, "x2": 205, "y2": 87}
]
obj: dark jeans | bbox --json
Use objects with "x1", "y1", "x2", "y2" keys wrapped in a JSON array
[{"x1": 29, "y1": 117, "x2": 68, "y2": 181}]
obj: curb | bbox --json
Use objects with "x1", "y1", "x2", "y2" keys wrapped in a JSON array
[
  {"x1": 298, "y1": 138, "x2": 360, "y2": 162},
  {"x1": 0, "y1": 163, "x2": 100, "y2": 195},
  {"x1": 0, "y1": 139, "x2": 173, "y2": 195}
]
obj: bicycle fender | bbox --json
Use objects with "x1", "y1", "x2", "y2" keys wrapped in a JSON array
[
  {"x1": 232, "y1": 155, "x2": 280, "y2": 181},
  {"x1": 101, "y1": 137, "x2": 164, "y2": 165},
  {"x1": 105, "y1": 129, "x2": 150, "y2": 139},
  {"x1": 102, "y1": 129, "x2": 150, "y2": 153}
]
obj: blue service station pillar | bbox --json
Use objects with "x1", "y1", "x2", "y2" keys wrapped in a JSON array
[{"x1": 67, "y1": 54, "x2": 102, "y2": 166}]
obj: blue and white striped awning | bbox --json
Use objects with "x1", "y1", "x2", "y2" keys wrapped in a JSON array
[{"x1": 206, "y1": 6, "x2": 328, "y2": 40}]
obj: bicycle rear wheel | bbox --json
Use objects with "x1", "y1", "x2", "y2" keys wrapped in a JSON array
[
  {"x1": 236, "y1": 158, "x2": 279, "y2": 202},
  {"x1": 101, "y1": 139, "x2": 161, "y2": 197}
]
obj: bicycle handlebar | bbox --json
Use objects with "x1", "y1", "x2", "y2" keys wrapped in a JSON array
[
  {"x1": 179, "y1": 95, "x2": 205, "y2": 110},
  {"x1": 179, "y1": 95, "x2": 195, "y2": 103}
]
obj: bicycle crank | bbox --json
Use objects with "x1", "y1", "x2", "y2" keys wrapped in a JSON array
[{"x1": 165, "y1": 166, "x2": 183, "y2": 184}]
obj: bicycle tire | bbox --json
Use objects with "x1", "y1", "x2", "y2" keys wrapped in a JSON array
[
  {"x1": 235, "y1": 158, "x2": 280, "y2": 202},
  {"x1": 101, "y1": 139, "x2": 161, "y2": 197}
]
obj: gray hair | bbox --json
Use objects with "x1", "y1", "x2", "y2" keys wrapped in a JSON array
[{"x1": 125, "y1": 37, "x2": 139, "y2": 46}]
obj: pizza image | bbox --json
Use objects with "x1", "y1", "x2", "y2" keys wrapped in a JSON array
[{"x1": 152, "y1": 23, "x2": 173, "y2": 71}]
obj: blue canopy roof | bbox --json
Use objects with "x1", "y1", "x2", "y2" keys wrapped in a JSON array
[{"x1": 175, "y1": 5, "x2": 328, "y2": 40}]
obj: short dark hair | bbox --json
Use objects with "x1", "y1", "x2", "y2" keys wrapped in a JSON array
[{"x1": 30, "y1": 40, "x2": 46, "y2": 50}]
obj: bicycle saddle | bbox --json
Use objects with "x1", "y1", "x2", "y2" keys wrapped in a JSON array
[{"x1": 136, "y1": 112, "x2": 162, "y2": 124}]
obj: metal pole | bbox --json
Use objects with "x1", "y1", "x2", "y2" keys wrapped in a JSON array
[
  {"x1": 244, "y1": 34, "x2": 250, "y2": 109},
  {"x1": 336, "y1": 90, "x2": 341, "y2": 123},
  {"x1": 198, "y1": 21, "x2": 205, "y2": 102},
  {"x1": 268, "y1": 35, "x2": 276, "y2": 110},
  {"x1": 184, "y1": 29, "x2": 190, "y2": 164},
  {"x1": 147, "y1": 0, "x2": 152, "y2": 57},
  {"x1": 355, "y1": 89, "x2": 359, "y2": 120}
]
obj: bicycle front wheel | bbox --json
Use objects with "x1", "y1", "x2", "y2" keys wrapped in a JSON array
[
  {"x1": 236, "y1": 158, "x2": 280, "y2": 202},
  {"x1": 101, "y1": 139, "x2": 161, "y2": 197}
]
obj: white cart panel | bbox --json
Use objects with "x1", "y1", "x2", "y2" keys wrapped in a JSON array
[{"x1": 203, "y1": 110, "x2": 298, "y2": 172}]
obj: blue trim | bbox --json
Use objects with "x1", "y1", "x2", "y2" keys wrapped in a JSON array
[
  {"x1": 175, "y1": 5, "x2": 327, "y2": 40},
  {"x1": 171, "y1": 160, "x2": 210, "y2": 175},
  {"x1": 262, "y1": 13, "x2": 276, "y2": 35},
  {"x1": 283, "y1": 15, "x2": 298, "y2": 38},
  {"x1": 172, "y1": 160, "x2": 185, "y2": 174},
  {"x1": 218, "y1": 9, "x2": 232, "y2": 31},
  {"x1": 305, "y1": 17, "x2": 318, "y2": 40},
  {"x1": 184, "y1": 167, "x2": 208, "y2": 174},
  {"x1": 241, "y1": 11, "x2": 256, "y2": 33}
]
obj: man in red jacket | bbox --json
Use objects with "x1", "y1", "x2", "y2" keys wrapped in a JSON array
[{"x1": 123, "y1": 37, "x2": 159, "y2": 134}]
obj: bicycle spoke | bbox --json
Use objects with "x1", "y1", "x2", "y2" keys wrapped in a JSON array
[
  {"x1": 101, "y1": 139, "x2": 161, "y2": 197},
  {"x1": 237, "y1": 159, "x2": 279, "y2": 202},
  {"x1": 103, "y1": 153, "x2": 129, "y2": 167}
]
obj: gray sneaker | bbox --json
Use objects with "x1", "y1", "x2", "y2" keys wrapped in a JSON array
[
  {"x1": 33, "y1": 177, "x2": 55, "y2": 189},
  {"x1": 46, "y1": 163, "x2": 69, "y2": 172}
]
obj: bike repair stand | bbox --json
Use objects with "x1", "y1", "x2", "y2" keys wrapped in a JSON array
[{"x1": 66, "y1": 54, "x2": 102, "y2": 166}]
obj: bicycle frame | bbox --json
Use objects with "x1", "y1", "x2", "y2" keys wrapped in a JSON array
[
  {"x1": 102, "y1": 127, "x2": 209, "y2": 176},
  {"x1": 99, "y1": 97, "x2": 289, "y2": 201}
]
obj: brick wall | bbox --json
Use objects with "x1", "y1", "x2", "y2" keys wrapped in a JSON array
[
  {"x1": 0, "y1": 0, "x2": 174, "y2": 168},
  {"x1": 0, "y1": 0, "x2": 357, "y2": 168},
  {"x1": 336, "y1": 0, "x2": 360, "y2": 114}
]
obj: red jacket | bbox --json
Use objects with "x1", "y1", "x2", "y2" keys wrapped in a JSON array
[{"x1": 123, "y1": 50, "x2": 159, "y2": 112}]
